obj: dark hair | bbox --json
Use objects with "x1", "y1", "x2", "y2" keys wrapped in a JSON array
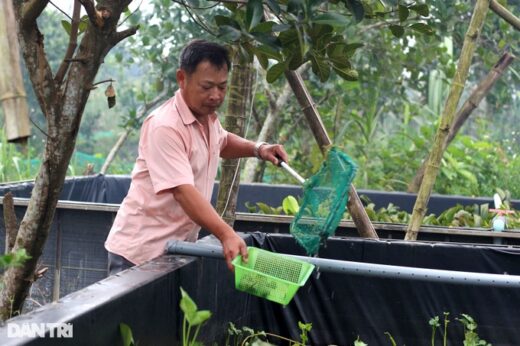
[{"x1": 179, "y1": 40, "x2": 231, "y2": 75}]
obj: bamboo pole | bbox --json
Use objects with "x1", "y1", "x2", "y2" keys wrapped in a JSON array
[
  {"x1": 284, "y1": 70, "x2": 378, "y2": 239},
  {"x1": 0, "y1": 0, "x2": 30, "y2": 143},
  {"x1": 490, "y1": 0, "x2": 520, "y2": 31},
  {"x1": 405, "y1": 0, "x2": 490, "y2": 241},
  {"x1": 407, "y1": 50, "x2": 515, "y2": 193}
]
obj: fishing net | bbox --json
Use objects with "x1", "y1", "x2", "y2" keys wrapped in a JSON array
[{"x1": 290, "y1": 147, "x2": 357, "y2": 255}]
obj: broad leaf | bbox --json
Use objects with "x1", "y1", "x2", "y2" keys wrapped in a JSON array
[
  {"x1": 215, "y1": 15, "x2": 240, "y2": 29},
  {"x1": 410, "y1": 4, "x2": 429, "y2": 17},
  {"x1": 266, "y1": 62, "x2": 286, "y2": 83},
  {"x1": 254, "y1": 44, "x2": 282, "y2": 60},
  {"x1": 191, "y1": 310, "x2": 212, "y2": 326},
  {"x1": 283, "y1": 196, "x2": 300, "y2": 215},
  {"x1": 251, "y1": 21, "x2": 276, "y2": 34},
  {"x1": 119, "y1": 323, "x2": 135, "y2": 346},
  {"x1": 278, "y1": 28, "x2": 299, "y2": 46},
  {"x1": 246, "y1": 0, "x2": 263, "y2": 31},
  {"x1": 310, "y1": 52, "x2": 330, "y2": 82},
  {"x1": 332, "y1": 65, "x2": 359, "y2": 81},
  {"x1": 398, "y1": 4, "x2": 409, "y2": 22},
  {"x1": 218, "y1": 25, "x2": 242, "y2": 41},
  {"x1": 61, "y1": 20, "x2": 71, "y2": 36},
  {"x1": 287, "y1": 49, "x2": 304, "y2": 70},
  {"x1": 180, "y1": 287, "x2": 198, "y2": 323},
  {"x1": 409, "y1": 23, "x2": 434, "y2": 35},
  {"x1": 287, "y1": 0, "x2": 305, "y2": 15},
  {"x1": 345, "y1": 0, "x2": 365, "y2": 22},
  {"x1": 251, "y1": 32, "x2": 281, "y2": 51},
  {"x1": 344, "y1": 42, "x2": 364, "y2": 57},
  {"x1": 266, "y1": 0, "x2": 281, "y2": 15},
  {"x1": 313, "y1": 13, "x2": 349, "y2": 27},
  {"x1": 389, "y1": 24, "x2": 404, "y2": 38}
]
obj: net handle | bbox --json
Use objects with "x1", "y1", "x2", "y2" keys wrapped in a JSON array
[{"x1": 279, "y1": 161, "x2": 306, "y2": 184}]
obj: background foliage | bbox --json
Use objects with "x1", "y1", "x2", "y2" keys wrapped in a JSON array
[{"x1": 1, "y1": 0, "x2": 519, "y2": 200}]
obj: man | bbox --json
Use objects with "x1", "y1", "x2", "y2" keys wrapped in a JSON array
[{"x1": 105, "y1": 40, "x2": 288, "y2": 275}]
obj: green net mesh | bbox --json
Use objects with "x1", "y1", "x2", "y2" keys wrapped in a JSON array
[{"x1": 290, "y1": 147, "x2": 357, "y2": 255}]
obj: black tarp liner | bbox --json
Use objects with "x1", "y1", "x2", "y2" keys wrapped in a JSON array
[
  {"x1": 243, "y1": 233, "x2": 520, "y2": 345},
  {"x1": 2, "y1": 233, "x2": 519, "y2": 345},
  {"x1": 1, "y1": 175, "x2": 520, "y2": 313},
  {"x1": 1, "y1": 174, "x2": 517, "y2": 214}
]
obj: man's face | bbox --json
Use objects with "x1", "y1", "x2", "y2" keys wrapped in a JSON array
[{"x1": 177, "y1": 60, "x2": 228, "y2": 118}]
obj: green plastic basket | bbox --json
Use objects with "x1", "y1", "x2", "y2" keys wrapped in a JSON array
[{"x1": 232, "y1": 247, "x2": 315, "y2": 305}]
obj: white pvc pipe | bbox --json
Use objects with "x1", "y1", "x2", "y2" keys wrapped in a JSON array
[{"x1": 166, "y1": 240, "x2": 520, "y2": 288}]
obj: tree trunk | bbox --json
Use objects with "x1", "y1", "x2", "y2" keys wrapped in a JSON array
[
  {"x1": 405, "y1": 0, "x2": 490, "y2": 241},
  {"x1": 215, "y1": 54, "x2": 254, "y2": 226},
  {"x1": 0, "y1": 0, "x2": 137, "y2": 320},
  {"x1": 407, "y1": 51, "x2": 514, "y2": 193},
  {"x1": 0, "y1": 0, "x2": 30, "y2": 143},
  {"x1": 284, "y1": 70, "x2": 378, "y2": 239}
]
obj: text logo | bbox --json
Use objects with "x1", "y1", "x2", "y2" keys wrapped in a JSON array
[{"x1": 7, "y1": 323, "x2": 73, "y2": 338}]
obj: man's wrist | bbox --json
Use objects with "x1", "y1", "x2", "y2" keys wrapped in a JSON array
[{"x1": 254, "y1": 141, "x2": 268, "y2": 159}]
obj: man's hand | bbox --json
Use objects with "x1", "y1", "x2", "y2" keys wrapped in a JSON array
[
  {"x1": 220, "y1": 232, "x2": 248, "y2": 271},
  {"x1": 258, "y1": 143, "x2": 288, "y2": 166}
]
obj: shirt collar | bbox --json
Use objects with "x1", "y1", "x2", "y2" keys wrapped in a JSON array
[{"x1": 174, "y1": 90, "x2": 218, "y2": 125}]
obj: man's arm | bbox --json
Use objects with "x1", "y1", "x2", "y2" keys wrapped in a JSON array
[
  {"x1": 220, "y1": 133, "x2": 288, "y2": 164},
  {"x1": 171, "y1": 184, "x2": 247, "y2": 270}
]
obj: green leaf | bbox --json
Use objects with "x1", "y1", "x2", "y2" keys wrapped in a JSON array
[
  {"x1": 398, "y1": 4, "x2": 409, "y2": 22},
  {"x1": 310, "y1": 52, "x2": 330, "y2": 82},
  {"x1": 214, "y1": 15, "x2": 240, "y2": 29},
  {"x1": 61, "y1": 20, "x2": 71, "y2": 36},
  {"x1": 191, "y1": 310, "x2": 212, "y2": 326},
  {"x1": 389, "y1": 24, "x2": 404, "y2": 38},
  {"x1": 278, "y1": 28, "x2": 299, "y2": 46},
  {"x1": 409, "y1": 23, "x2": 434, "y2": 35},
  {"x1": 246, "y1": 0, "x2": 263, "y2": 31},
  {"x1": 332, "y1": 65, "x2": 358, "y2": 81},
  {"x1": 266, "y1": 62, "x2": 286, "y2": 83},
  {"x1": 282, "y1": 195, "x2": 300, "y2": 215},
  {"x1": 255, "y1": 50, "x2": 269, "y2": 69},
  {"x1": 312, "y1": 13, "x2": 349, "y2": 26},
  {"x1": 119, "y1": 323, "x2": 135, "y2": 346},
  {"x1": 287, "y1": 0, "x2": 305, "y2": 15},
  {"x1": 266, "y1": 0, "x2": 281, "y2": 15},
  {"x1": 251, "y1": 32, "x2": 280, "y2": 51},
  {"x1": 256, "y1": 202, "x2": 275, "y2": 214},
  {"x1": 344, "y1": 42, "x2": 364, "y2": 57},
  {"x1": 244, "y1": 201, "x2": 258, "y2": 213},
  {"x1": 180, "y1": 287, "x2": 198, "y2": 323},
  {"x1": 287, "y1": 49, "x2": 304, "y2": 70},
  {"x1": 345, "y1": 0, "x2": 365, "y2": 22},
  {"x1": 410, "y1": 4, "x2": 429, "y2": 17},
  {"x1": 251, "y1": 21, "x2": 276, "y2": 34},
  {"x1": 218, "y1": 25, "x2": 242, "y2": 41},
  {"x1": 253, "y1": 44, "x2": 282, "y2": 61}
]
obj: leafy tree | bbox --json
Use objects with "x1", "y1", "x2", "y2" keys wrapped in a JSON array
[{"x1": 0, "y1": 0, "x2": 138, "y2": 320}]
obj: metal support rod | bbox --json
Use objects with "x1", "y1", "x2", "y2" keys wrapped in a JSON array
[{"x1": 166, "y1": 240, "x2": 520, "y2": 288}]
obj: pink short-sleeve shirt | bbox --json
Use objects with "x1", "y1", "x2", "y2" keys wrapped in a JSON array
[{"x1": 104, "y1": 90, "x2": 228, "y2": 265}]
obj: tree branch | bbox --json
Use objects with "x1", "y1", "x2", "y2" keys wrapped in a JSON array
[
  {"x1": 54, "y1": 0, "x2": 82, "y2": 85},
  {"x1": 79, "y1": 0, "x2": 104, "y2": 27},
  {"x1": 490, "y1": 0, "x2": 520, "y2": 31},
  {"x1": 111, "y1": 26, "x2": 139, "y2": 46},
  {"x1": 20, "y1": 0, "x2": 50, "y2": 27}
]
